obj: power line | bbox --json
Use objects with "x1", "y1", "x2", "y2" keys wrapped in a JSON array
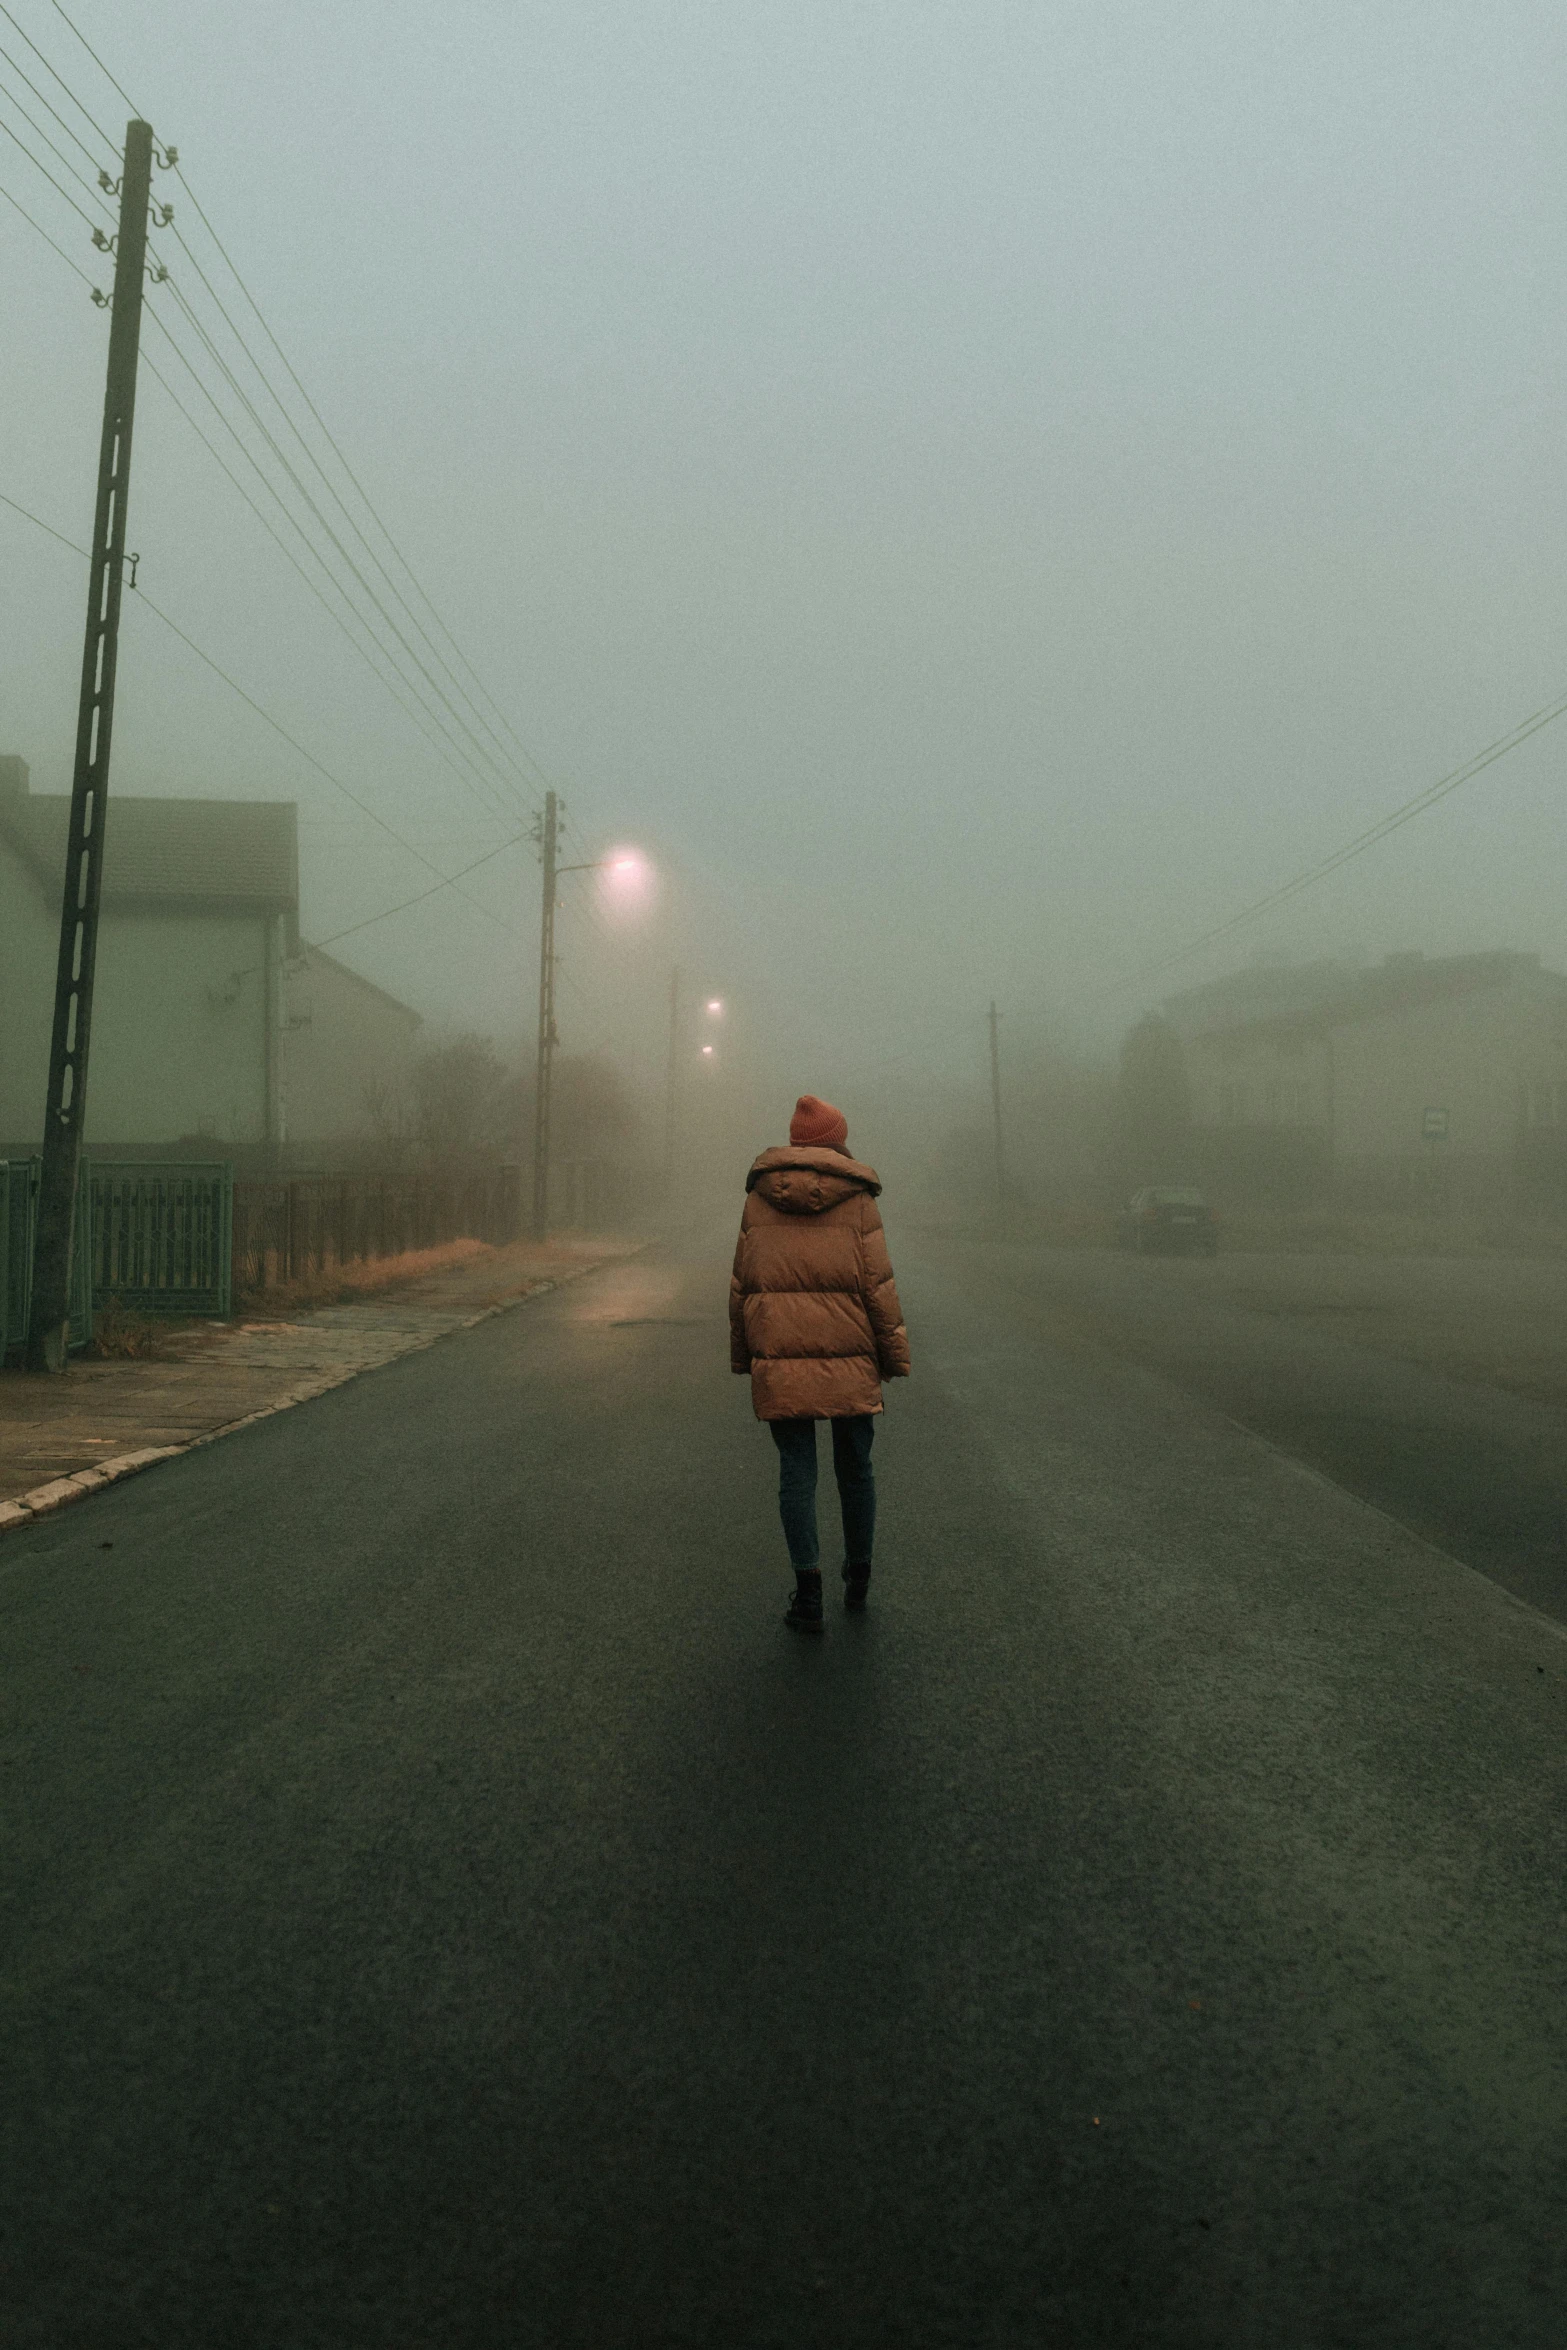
[
  {"x1": 154, "y1": 260, "x2": 532, "y2": 822},
  {"x1": 1086, "y1": 686, "x2": 1567, "y2": 1003},
  {"x1": 308, "y1": 831, "x2": 530, "y2": 952},
  {"x1": 126, "y1": 581, "x2": 516, "y2": 926},
  {"x1": 0, "y1": 483, "x2": 517, "y2": 935},
  {"x1": 0, "y1": 1, "x2": 112, "y2": 148},
  {"x1": 3, "y1": 68, "x2": 525, "y2": 844},
  {"x1": 137, "y1": 316, "x2": 524, "y2": 831},
  {"x1": 15, "y1": 2, "x2": 559, "y2": 823},
  {"x1": 46, "y1": 0, "x2": 136, "y2": 119},
  {"x1": 0, "y1": 98, "x2": 98, "y2": 224},
  {"x1": 0, "y1": 163, "x2": 92, "y2": 277},
  {"x1": 10, "y1": 1, "x2": 547, "y2": 823},
  {"x1": 169, "y1": 160, "x2": 551, "y2": 792},
  {"x1": 0, "y1": 482, "x2": 81, "y2": 549},
  {"x1": 0, "y1": 62, "x2": 114, "y2": 195},
  {"x1": 164, "y1": 206, "x2": 541, "y2": 803},
  {"x1": 152, "y1": 274, "x2": 521, "y2": 820},
  {"x1": 2, "y1": 28, "x2": 545, "y2": 965}
]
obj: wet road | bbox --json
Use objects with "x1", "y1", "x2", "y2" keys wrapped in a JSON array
[
  {"x1": 942, "y1": 1236, "x2": 1567, "y2": 1624},
  {"x1": 5, "y1": 1234, "x2": 1566, "y2": 2347}
]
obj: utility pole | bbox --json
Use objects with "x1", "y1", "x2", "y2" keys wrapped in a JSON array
[
  {"x1": 27, "y1": 121, "x2": 156, "y2": 1372},
  {"x1": 988, "y1": 999, "x2": 1005, "y2": 1207},
  {"x1": 531, "y1": 788, "x2": 558, "y2": 1242},
  {"x1": 664, "y1": 966, "x2": 681, "y2": 1202}
]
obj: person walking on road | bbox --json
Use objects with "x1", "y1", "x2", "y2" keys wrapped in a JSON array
[{"x1": 730, "y1": 1093, "x2": 911, "y2": 1633}]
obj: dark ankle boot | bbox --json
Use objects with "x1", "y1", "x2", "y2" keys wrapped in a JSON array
[
  {"x1": 785, "y1": 1569, "x2": 825, "y2": 1634},
  {"x1": 842, "y1": 1563, "x2": 871, "y2": 1612}
]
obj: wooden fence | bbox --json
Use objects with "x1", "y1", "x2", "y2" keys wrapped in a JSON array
[{"x1": 232, "y1": 1166, "x2": 522, "y2": 1295}]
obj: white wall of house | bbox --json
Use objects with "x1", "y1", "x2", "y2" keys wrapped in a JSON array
[
  {"x1": 1332, "y1": 976, "x2": 1567, "y2": 1167},
  {"x1": 1188, "y1": 1031, "x2": 1330, "y2": 1131},
  {"x1": 1182, "y1": 967, "x2": 1567, "y2": 1207},
  {"x1": 282, "y1": 948, "x2": 421, "y2": 1146},
  {"x1": 0, "y1": 831, "x2": 58, "y2": 1151},
  {"x1": 88, "y1": 911, "x2": 273, "y2": 1145},
  {"x1": 1, "y1": 843, "x2": 272, "y2": 1148}
]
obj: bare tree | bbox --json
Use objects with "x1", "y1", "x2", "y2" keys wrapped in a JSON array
[{"x1": 411, "y1": 1033, "x2": 517, "y2": 1169}]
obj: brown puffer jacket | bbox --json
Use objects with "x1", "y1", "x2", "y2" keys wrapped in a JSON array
[{"x1": 730, "y1": 1144, "x2": 911, "y2": 1420}]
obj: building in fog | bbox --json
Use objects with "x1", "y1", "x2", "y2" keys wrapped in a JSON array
[
  {"x1": 0, "y1": 754, "x2": 421, "y2": 1161},
  {"x1": 1166, "y1": 950, "x2": 1567, "y2": 1209},
  {"x1": 281, "y1": 943, "x2": 423, "y2": 1152}
]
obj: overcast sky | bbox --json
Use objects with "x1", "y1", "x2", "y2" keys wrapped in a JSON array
[{"x1": 3, "y1": 0, "x2": 1565, "y2": 1123}]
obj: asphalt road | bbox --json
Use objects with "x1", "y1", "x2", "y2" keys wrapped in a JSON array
[
  {"x1": 4, "y1": 1233, "x2": 1566, "y2": 2348},
  {"x1": 942, "y1": 1237, "x2": 1567, "y2": 1624}
]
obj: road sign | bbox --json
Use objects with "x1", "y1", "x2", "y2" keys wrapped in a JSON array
[{"x1": 1423, "y1": 1107, "x2": 1449, "y2": 1142}]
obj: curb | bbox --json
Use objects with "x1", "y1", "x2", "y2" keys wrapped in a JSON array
[
  {"x1": 182, "y1": 1282, "x2": 556, "y2": 1454},
  {"x1": 0, "y1": 1248, "x2": 657, "y2": 1543},
  {"x1": 0, "y1": 1446, "x2": 184, "y2": 1537}
]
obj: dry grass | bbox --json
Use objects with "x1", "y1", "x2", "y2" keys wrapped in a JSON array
[
  {"x1": 89, "y1": 1301, "x2": 165, "y2": 1358},
  {"x1": 235, "y1": 1236, "x2": 494, "y2": 1316}
]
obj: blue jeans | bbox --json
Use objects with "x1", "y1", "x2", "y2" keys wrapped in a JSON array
[{"x1": 769, "y1": 1416, "x2": 876, "y2": 1573}]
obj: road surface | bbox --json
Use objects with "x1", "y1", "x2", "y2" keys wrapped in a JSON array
[
  {"x1": 4, "y1": 1232, "x2": 1565, "y2": 2347},
  {"x1": 940, "y1": 1234, "x2": 1567, "y2": 1623}
]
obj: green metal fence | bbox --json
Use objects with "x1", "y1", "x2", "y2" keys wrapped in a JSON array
[
  {"x1": 0, "y1": 1160, "x2": 94, "y2": 1363},
  {"x1": 87, "y1": 1163, "x2": 233, "y2": 1318}
]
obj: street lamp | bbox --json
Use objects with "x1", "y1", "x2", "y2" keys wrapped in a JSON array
[{"x1": 663, "y1": 975, "x2": 728, "y2": 1201}]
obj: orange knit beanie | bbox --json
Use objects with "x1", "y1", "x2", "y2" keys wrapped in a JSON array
[{"x1": 789, "y1": 1094, "x2": 849, "y2": 1151}]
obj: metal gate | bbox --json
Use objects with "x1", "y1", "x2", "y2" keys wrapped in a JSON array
[
  {"x1": 0, "y1": 1160, "x2": 94, "y2": 1363},
  {"x1": 87, "y1": 1163, "x2": 233, "y2": 1317}
]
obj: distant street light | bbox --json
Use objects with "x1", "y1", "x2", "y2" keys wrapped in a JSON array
[{"x1": 664, "y1": 973, "x2": 727, "y2": 1199}]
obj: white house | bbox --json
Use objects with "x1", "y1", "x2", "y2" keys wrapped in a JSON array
[
  {"x1": 1, "y1": 754, "x2": 421, "y2": 1160},
  {"x1": 1166, "y1": 950, "x2": 1567, "y2": 1208}
]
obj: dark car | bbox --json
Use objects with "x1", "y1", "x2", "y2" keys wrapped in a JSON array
[{"x1": 1114, "y1": 1186, "x2": 1218, "y2": 1255}]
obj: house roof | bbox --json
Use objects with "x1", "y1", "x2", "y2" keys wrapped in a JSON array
[
  {"x1": 1163, "y1": 958, "x2": 1354, "y2": 1038},
  {"x1": 1185, "y1": 951, "x2": 1566, "y2": 1050},
  {"x1": 0, "y1": 776, "x2": 298, "y2": 925},
  {"x1": 299, "y1": 943, "x2": 422, "y2": 1029}
]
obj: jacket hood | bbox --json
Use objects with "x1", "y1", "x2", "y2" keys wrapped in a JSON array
[{"x1": 746, "y1": 1143, "x2": 881, "y2": 1214}]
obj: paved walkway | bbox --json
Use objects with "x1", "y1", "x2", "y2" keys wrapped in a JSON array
[{"x1": 0, "y1": 1236, "x2": 642, "y2": 1530}]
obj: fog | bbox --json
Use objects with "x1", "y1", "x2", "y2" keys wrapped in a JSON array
[{"x1": 4, "y1": 0, "x2": 1565, "y2": 1185}]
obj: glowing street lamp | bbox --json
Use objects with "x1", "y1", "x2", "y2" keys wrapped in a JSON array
[
  {"x1": 596, "y1": 847, "x2": 653, "y2": 911},
  {"x1": 706, "y1": 998, "x2": 723, "y2": 1015}
]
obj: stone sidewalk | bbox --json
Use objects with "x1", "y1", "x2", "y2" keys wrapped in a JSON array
[{"x1": 0, "y1": 1235, "x2": 643, "y2": 1534}]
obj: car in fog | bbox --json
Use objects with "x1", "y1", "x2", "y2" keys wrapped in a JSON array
[{"x1": 1115, "y1": 1186, "x2": 1218, "y2": 1255}]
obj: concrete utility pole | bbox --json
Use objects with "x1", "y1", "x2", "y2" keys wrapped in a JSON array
[
  {"x1": 28, "y1": 121, "x2": 156, "y2": 1371},
  {"x1": 988, "y1": 999, "x2": 1005, "y2": 1207},
  {"x1": 531, "y1": 788, "x2": 559, "y2": 1242},
  {"x1": 664, "y1": 966, "x2": 681, "y2": 1202}
]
